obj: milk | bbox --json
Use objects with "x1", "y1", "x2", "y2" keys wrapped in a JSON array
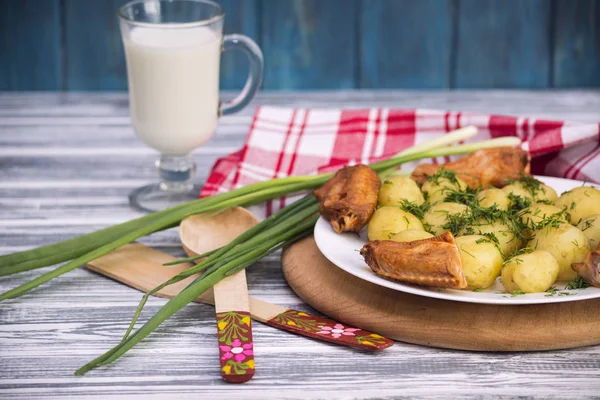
[{"x1": 123, "y1": 27, "x2": 221, "y2": 155}]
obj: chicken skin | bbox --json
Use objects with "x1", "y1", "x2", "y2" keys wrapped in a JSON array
[
  {"x1": 572, "y1": 245, "x2": 600, "y2": 288},
  {"x1": 411, "y1": 147, "x2": 530, "y2": 189},
  {"x1": 360, "y1": 232, "x2": 467, "y2": 289},
  {"x1": 314, "y1": 164, "x2": 381, "y2": 234}
]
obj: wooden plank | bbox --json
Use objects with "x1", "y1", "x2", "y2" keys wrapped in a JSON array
[
  {"x1": 64, "y1": 0, "x2": 129, "y2": 90},
  {"x1": 260, "y1": 0, "x2": 359, "y2": 90},
  {"x1": 2, "y1": 92, "x2": 600, "y2": 397},
  {"x1": 454, "y1": 0, "x2": 552, "y2": 88},
  {"x1": 359, "y1": 0, "x2": 454, "y2": 89},
  {"x1": 0, "y1": 0, "x2": 62, "y2": 90},
  {"x1": 553, "y1": 0, "x2": 600, "y2": 87}
]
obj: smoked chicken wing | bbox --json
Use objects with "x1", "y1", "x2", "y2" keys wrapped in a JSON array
[
  {"x1": 572, "y1": 246, "x2": 600, "y2": 288},
  {"x1": 360, "y1": 232, "x2": 467, "y2": 289},
  {"x1": 411, "y1": 147, "x2": 530, "y2": 189},
  {"x1": 314, "y1": 164, "x2": 381, "y2": 234}
]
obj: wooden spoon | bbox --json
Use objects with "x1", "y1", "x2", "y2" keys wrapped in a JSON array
[
  {"x1": 179, "y1": 207, "x2": 257, "y2": 384},
  {"x1": 86, "y1": 243, "x2": 395, "y2": 350}
]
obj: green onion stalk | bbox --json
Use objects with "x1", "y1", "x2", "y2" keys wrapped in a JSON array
[{"x1": 0, "y1": 130, "x2": 521, "y2": 373}]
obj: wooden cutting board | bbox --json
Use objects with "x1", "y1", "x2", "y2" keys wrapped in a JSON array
[{"x1": 281, "y1": 236, "x2": 600, "y2": 351}]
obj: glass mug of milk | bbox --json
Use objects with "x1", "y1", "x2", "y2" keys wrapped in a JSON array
[{"x1": 118, "y1": 0, "x2": 263, "y2": 212}]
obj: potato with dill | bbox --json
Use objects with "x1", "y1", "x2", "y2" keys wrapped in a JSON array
[
  {"x1": 501, "y1": 250, "x2": 560, "y2": 293},
  {"x1": 556, "y1": 186, "x2": 600, "y2": 225},
  {"x1": 390, "y1": 229, "x2": 434, "y2": 242},
  {"x1": 502, "y1": 176, "x2": 558, "y2": 204},
  {"x1": 476, "y1": 188, "x2": 510, "y2": 211},
  {"x1": 519, "y1": 203, "x2": 569, "y2": 230},
  {"x1": 455, "y1": 235, "x2": 504, "y2": 289},
  {"x1": 577, "y1": 214, "x2": 600, "y2": 249},
  {"x1": 527, "y1": 223, "x2": 591, "y2": 281},
  {"x1": 421, "y1": 169, "x2": 468, "y2": 204},
  {"x1": 422, "y1": 202, "x2": 468, "y2": 236},
  {"x1": 378, "y1": 176, "x2": 424, "y2": 207},
  {"x1": 459, "y1": 218, "x2": 521, "y2": 257},
  {"x1": 367, "y1": 207, "x2": 424, "y2": 241}
]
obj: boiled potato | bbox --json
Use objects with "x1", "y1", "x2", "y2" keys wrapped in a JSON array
[
  {"x1": 577, "y1": 214, "x2": 600, "y2": 250},
  {"x1": 502, "y1": 180, "x2": 557, "y2": 204},
  {"x1": 459, "y1": 219, "x2": 521, "y2": 257},
  {"x1": 455, "y1": 235, "x2": 503, "y2": 289},
  {"x1": 378, "y1": 176, "x2": 424, "y2": 207},
  {"x1": 531, "y1": 182, "x2": 558, "y2": 203},
  {"x1": 390, "y1": 229, "x2": 434, "y2": 242},
  {"x1": 421, "y1": 175, "x2": 467, "y2": 204},
  {"x1": 556, "y1": 186, "x2": 600, "y2": 225},
  {"x1": 422, "y1": 202, "x2": 468, "y2": 236},
  {"x1": 501, "y1": 250, "x2": 560, "y2": 293},
  {"x1": 367, "y1": 207, "x2": 424, "y2": 241},
  {"x1": 519, "y1": 203, "x2": 569, "y2": 230},
  {"x1": 476, "y1": 188, "x2": 510, "y2": 210},
  {"x1": 527, "y1": 224, "x2": 591, "y2": 281},
  {"x1": 500, "y1": 262, "x2": 519, "y2": 293},
  {"x1": 502, "y1": 182, "x2": 533, "y2": 204}
]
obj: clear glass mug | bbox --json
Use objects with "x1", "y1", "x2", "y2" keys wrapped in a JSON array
[{"x1": 118, "y1": 0, "x2": 263, "y2": 212}]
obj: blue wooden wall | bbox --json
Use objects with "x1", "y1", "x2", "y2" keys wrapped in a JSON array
[{"x1": 1, "y1": 0, "x2": 598, "y2": 90}]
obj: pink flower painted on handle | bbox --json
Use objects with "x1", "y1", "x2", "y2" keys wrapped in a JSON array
[
  {"x1": 316, "y1": 323, "x2": 360, "y2": 339},
  {"x1": 267, "y1": 309, "x2": 394, "y2": 350},
  {"x1": 219, "y1": 338, "x2": 254, "y2": 363}
]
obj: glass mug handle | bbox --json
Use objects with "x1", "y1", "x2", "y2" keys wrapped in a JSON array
[{"x1": 219, "y1": 34, "x2": 264, "y2": 116}]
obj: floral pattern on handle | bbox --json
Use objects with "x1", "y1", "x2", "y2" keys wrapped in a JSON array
[
  {"x1": 266, "y1": 309, "x2": 393, "y2": 350},
  {"x1": 216, "y1": 311, "x2": 254, "y2": 383}
]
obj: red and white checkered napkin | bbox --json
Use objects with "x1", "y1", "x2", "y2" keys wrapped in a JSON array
[{"x1": 201, "y1": 107, "x2": 600, "y2": 218}]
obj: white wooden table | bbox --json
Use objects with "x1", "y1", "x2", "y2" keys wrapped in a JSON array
[{"x1": 2, "y1": 91, "x2": 600, "y2": 399}]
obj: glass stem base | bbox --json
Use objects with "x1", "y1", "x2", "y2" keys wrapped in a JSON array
[{"x1": 129, "y1": 154, "x2": 201, "y2": 213}]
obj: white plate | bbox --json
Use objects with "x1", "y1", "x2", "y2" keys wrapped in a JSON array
[{"x1": 314, "y1": 176, "x2": 600, "y2": 305}]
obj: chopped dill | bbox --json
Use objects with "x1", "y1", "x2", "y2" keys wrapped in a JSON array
[
  {"x1": 581, "y1": 219, "x2": 594, "y2": 231},
  {"x1": 510, "y1": 290, "x2": 526, "y2": 297},
  {"x1": 403, "y1": 215, "x2": 410, "y2": 225},
  {"x1": 476, "y1": 232, "x2": 504, "y2": 258},
  {"x1": 571, "y1": 239, "x2": 580, "y2": 247},
  {"x1": 530, "y1": 209, "x2": 569, "y2": 231},
  {"x1": 510, "y1": 174, "x2": 545, "y2": 199},
  {"x1": 473, "y1": 288, "x2": 483, "y2": 292},
  {"x1": 460, "y1": 246, "x2": 476, "y2": 259},
  {"x1": 537, "y1": 199, "x2": 554, "y2": 205},
  {"x1": 570, "y1": 201, "x2": 576, "y2": 210},
  {"x1": 463, "y1": 226, "x2": 475, "y2": 236},
  {"x1": 441, "y1": 211, "x2": 469, "y2": 236},
  {"x1": 422, "y1": 222, "x2": 433, "y2": 234},
  {"x1": 503, "y1": 247, "x2": 534, "y2": 265},
  {"x1": 399, "y1": 200, "x2": 430, "y2": 220},
  {"x1": 565, "y1": 274, "x2": 590, "y2": 290},
  {"x1": 508, "y1": 193, "x2": 531, "y2": 211},
  {"x1": 383, "y1": 180, "x2": 393, "y2": 185},
  {"x1": 544, "y1": 286, "x2": 575, "y2": 297},
  {"x1": 426, "y1": 167, "x2": 459, "y2": 186},
  {"x1": 443, "y1": 186, "x2": 479, "y2": 206}
]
